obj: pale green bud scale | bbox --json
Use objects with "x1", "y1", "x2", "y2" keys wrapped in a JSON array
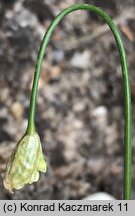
[{"x1": 3, "y1": 132, "x2": 47, "y2": 193}]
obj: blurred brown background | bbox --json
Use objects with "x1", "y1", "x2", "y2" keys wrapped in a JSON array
[{"x1": 0, "y1": 0, "x2": 135, "y2": 199}]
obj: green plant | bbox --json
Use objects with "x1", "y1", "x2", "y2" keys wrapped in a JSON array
[{"x1": 3, "y1": 4, "x2": 132, "y2": 200}]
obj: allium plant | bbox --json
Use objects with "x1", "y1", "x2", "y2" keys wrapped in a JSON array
[{"x1": 3, "y1": 4, "x2": 132, "y2": 200}]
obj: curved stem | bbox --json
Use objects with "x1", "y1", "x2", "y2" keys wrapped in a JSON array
[{"x1": 26, "y1": 4, "x2": 132, "y2": 199}]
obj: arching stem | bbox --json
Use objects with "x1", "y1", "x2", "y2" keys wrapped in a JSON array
[{"x1": 26, "y1": 4, "x2": 132, "y2": 200}]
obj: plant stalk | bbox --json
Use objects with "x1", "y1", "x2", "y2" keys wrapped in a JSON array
[{"x1": 26, "y1": 4, "x2": 132, "y2": 200}]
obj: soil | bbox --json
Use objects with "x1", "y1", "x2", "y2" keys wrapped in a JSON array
[{"x1": 0, "y1": 0, "x2": 135, "y2": 200}]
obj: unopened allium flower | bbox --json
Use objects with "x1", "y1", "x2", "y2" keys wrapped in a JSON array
[{"x1": 3, "y1": 132, "x2": 47, "y2": 193}]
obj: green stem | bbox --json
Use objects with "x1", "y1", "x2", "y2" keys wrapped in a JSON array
[{"x1": 26, "y1": 4, "x2": 132, "y2": 199}]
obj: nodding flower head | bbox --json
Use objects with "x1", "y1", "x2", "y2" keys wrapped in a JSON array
[{"x1": 3, "y1": 132, "x2": 47, "y2": 193}]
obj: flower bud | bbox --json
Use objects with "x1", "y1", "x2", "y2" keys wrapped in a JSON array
[{"x1": 3, "y1": 132, "x2": 47, "y2": 193}]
